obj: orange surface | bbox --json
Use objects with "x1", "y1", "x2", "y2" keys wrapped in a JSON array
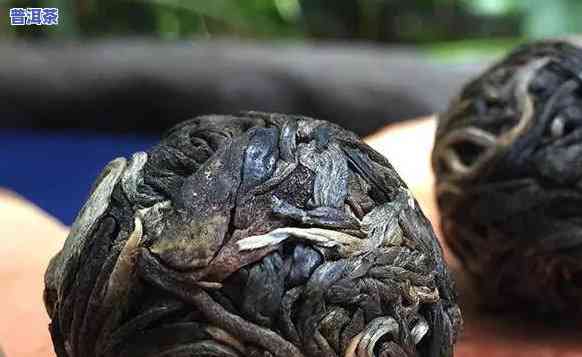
[
  {"x1": 0, "y1": 189, "x2": 67, "y2": 357},
  {"x1": 1, "y1": 117, "x2": 582, "y2": 356}
]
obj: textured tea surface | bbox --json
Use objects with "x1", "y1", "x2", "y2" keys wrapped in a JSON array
[
  {"x1": 433, "y1": 40, "x2": 582, "y2": 316},
  {"x1": 44, "y1": 112, "x2": 460, "y2": 357}
]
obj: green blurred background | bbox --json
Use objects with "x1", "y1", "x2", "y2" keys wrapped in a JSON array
[
  {"x1": 1, "y1": 0, "x2": 581, "y2": 227},
  {"x1": 2, "y1": 0, "x2": 582, "y2": 62}
]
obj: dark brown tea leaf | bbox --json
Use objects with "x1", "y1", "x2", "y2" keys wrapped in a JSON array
[
  {"x1": 45, "y1": 112, "x2": 461, "y2": 356},
  {"x1": 433, "y1": 40, "x2": 582, "y2": 317}
]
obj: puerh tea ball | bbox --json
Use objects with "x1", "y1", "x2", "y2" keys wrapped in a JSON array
[
  {"x1": 433, "y1": 40, "x2": 582, "y2": 316},
  {"x1": 45, "y1": 112, "x2": 461, "y2": 357}
]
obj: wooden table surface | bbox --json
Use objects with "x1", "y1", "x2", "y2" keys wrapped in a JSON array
[{"x1": 1, "y1": 117, "x2": 581, "y2": 357}]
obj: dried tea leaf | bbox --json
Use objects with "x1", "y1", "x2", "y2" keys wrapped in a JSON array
[
  {"x1": 433, "y1": 40, "x2": 582, "y2": 317},
  {"x1": 46, "y1": 112, "x2": 461, "y2": 356}
]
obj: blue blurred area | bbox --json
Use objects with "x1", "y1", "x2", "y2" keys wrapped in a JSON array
[{"x1": 0, "y1": 129, "x2": 158, "y2": 225}]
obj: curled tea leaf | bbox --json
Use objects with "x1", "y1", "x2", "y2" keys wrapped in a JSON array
[
  {"x1": 46, "y1": 112, "x2": 460, "y2": 356},
  {"x1": 433, "y1": 40, "x2": 582, "y2": 317}
]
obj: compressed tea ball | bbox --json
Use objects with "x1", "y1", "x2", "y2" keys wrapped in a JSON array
[
  {"x1": 45, "y1": 112, "x2": 461, "y2": 357},
  {"x1": 433, "y1": 40, "x2": 582, "y2": 316}
]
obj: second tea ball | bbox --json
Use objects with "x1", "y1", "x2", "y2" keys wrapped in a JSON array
[{"x1": 432, "y1": 40, "x2": 582, "y2": 316}]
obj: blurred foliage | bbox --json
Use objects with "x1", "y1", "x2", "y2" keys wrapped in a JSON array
[
  {"x1": 1, "y1": 0, "x2": 582, "y2": 59},
  {"x1": 425, "y1": 37, "x2": 524, "y2": 62}
]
